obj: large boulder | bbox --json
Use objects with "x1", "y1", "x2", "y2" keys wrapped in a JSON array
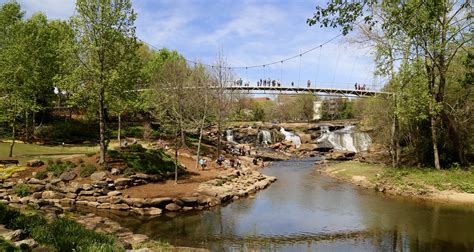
[
  {"x1": 165, "y1": 203, "x2": 181, "y2": 212},
  {"x1": 59, "y1": 172, "x2": 76, "y2": 181},
  {"x1": 297, "y1": 133, "x2": 312, "y2": 144},
  {"x1": 299, "y1": 143, "x2": 319, "y2": 151},
  {"x1": 41, "y1": 191, "x2": 64, "y2": 200},
  {"x1": 90, "y1": 171, "x2": 107, "y2": 181},
  {"x1": 26, "y1": 160, "x2": 44, "y2": 167},
  {"x1": 28, "y1": 178, "x2": 46, "y2": 185},
  {"x1": 149, "y1": 197, "x2": 173, "y2": 208},
  {"x1": 326, "y1": 150, "x2": 356, "y2": 160},
  {"x1": 114, "y1": 178, "x2": 132, "y2": 187}
]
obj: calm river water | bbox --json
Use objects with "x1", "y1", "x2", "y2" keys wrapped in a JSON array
[{"x1": 106, "y1": 158, "x2": 474, "y2": 251}]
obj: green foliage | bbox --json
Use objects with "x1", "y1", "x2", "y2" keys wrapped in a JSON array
[
  {"x1": 0, "y1": 204, "x2": 122, "y2": 251},
  {"x1": 80, "y1": 164, "x2": 97, "y2": 177},
  {"x1": 46, "y1": 159, "x2": 76, "y2": 177},
  {"x1": 252, "y1": 105, "x2": 265, "y2": 122},
  {"x1": 108, "y1": 146, "x2": 176, "y2": 174},
  {"x1": 0, "y1": 237, "x2": 19, "y2": 252},
  {"x1": 32, "y1": 218, "x2": 121, "y2": 251},
  {"x1": 35, "y1": 120, "x2": 99, "y2": 143},
  {"x1": 13, "y1": 184, "x2": 30, "y2": 197},
  {"x1": 34, "y1": 171, "x2": 48, "y2": 180}
]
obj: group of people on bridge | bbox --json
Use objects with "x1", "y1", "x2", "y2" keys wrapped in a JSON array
[
  {"x1": 257, "y1": 78, "x2": 281, "y2": 87},
  {"x1": 354, "y1": 83, "x2": 368, "y2": 90},
  {"x1": 233, "y1": 78, "x2": 315, "y2": 88}
]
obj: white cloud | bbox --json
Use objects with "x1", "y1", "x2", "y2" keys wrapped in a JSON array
[{"x1": 19, "y1": 0, "x2": 75, "y2": 19}]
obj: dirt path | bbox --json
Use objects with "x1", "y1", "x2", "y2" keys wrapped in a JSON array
[{"x1": 121, "y1": 150, "x2": 221, "y2": 199}]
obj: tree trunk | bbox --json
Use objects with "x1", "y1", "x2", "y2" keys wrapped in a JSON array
[
  {"x1": 430, "y1": 114, "x2": 441, "y2": 169},
  {"x1": 391, "y1": 112, "x2": 400, "y2": 168},
  {"x1": 9, "y1": 119, "x2": 15, "y2": 158},
  {"x1": 118, "y1": 113, "x2": 121, "y2": 148},
  {"x1": 196, "y1": 100, "x2": 208, "y2": 169},
  {"x1": 174, "y1": 132, "x2": 179, "y2": 183},
  {"x1": 25, "y1": 111, "x2": 29, "y2": 142},
  {"x1": 98, "y1": 87, "x2": 106, "y2": 164}
]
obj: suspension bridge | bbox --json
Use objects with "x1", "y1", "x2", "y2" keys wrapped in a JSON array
[{"x1": 221, "y1": 85, "x2": 391, "y2": 97}]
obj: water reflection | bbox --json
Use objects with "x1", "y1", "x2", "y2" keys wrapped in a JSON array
[{"x1": 88, "y1": 158, "x2": 474, "y2": 251}]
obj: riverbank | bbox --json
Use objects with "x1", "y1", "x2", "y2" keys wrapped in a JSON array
[{"x1": 319, "y1": 161, "x2": 474, "y2": 204}]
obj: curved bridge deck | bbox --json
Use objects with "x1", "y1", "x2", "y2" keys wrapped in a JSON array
[{"x1": 222, "y1": 86, "x2": 392, "y2": 97}]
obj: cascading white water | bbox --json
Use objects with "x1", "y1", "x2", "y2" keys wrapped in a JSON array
[
  {"x1": 280, "y1": 128, "x2": 301, "y2": 148},
  {"x1": 226, "y1": 129, "x2": 236, "y2": 143},
  {"x1": 317, "y1": 125, "x2": 371, "y2": 152},
  {"x1": 258, "y1": 130, "x2": 272, "y2": 145}
]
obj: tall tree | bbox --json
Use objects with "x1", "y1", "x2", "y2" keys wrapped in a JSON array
[
  {"x1": 308, "y1": 0, "x2": 472, "y2": 168},
  {"x1": 71, "y1": 0, "x2": 140, "y2": 164},
  {"x1": 0, "y1": 2, "x2": 26, "y2": 157}
]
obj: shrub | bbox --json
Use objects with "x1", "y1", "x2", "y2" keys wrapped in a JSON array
[
  {"x1": 128, "y1": 144, "x2": 146, "y2": 153},
  {"x1": 13, "y1": 184, "x2": 31, "y2": 197},
  {"x1": 34, "y1": 171, "x2": 48, "y2": 180},
  {"x1": 32, "y1": 218, "x2": 120, "y2": 251},
  {"x1": 122, "y1": 126, "x2": 144, "y2": 138},
  {"x1": 123, "y1": 167, "x2": 136, "y2": 177},
  {"x1": 35, "y1": 120, "x2": 99, "y2": 144},
  {"x1": 80, "y1": 164, "x2": 97, "y2": 178},
  {"x1": 46, "y1": 159, "x2": 76, "y2": 177}
]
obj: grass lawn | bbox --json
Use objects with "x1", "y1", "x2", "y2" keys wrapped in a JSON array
[
  {"x1": 326, "y1": 161, "x2": 474, "y2": 194},
  {"x1": 0, "y1": 142, "x2": 99, "y2": 165}
]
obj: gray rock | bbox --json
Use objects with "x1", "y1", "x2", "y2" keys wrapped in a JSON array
[
  {"x1": 111, "y1": 168, "x2": 121, "y2": 175},
  {"x1": 50, "y1": 179, "x2": 62, "y2": 185},
  {"x1": 180, "y1": 197, "x2": 199, "y2": 206},
  {"x1": 107, "y1": 191, "x2": 122, "y2": 197},
  {"x1": 110, "y1": 203, "x2": 129, "y2": 210},
  {"x1": 26, "y1": 159, "x2": 44, "y2": 167},
  {"x1": 28, "y1": 178, "x2": 46, "y2": 185},
  {"x1": 91, "y1": 171, "x2": 107, "y2": 181},
  {"x1": 78, "y1": 190, "x2": 95, "y2": 196},
  {"x1": 82, "y1": 184, "x2": 93, "y2": 190},
  {"x1": 59, "y1": 172, "x2": 76, "y2": 181},
  {"x1": 2, "y1": 182, "x2": 14, "y2": 189},
  {"x1": 14, "y1": 238, "x2": 38, "y2": 248},
  {"x1": 97, "y1": 203, "x2": 111, "y2": 209},
  {"x1": 5, "y1": 229, "x2": 25, "y2": 241},
  {"x1": 114, "y1": 178, "x2": 132, "y2": 187},
  {"x1": 149, "y1": 197, "x2": 173, "y2": 208},
  {"x1": 41, "y1": 191, "x2": 64, "y2": 200},
  {"x1": 165, "y1": 203, "x2": 181, "y2": 212}
]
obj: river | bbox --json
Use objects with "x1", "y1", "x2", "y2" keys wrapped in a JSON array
[{"x1": 106, "y1": 158, "x2": 474, "y2": 251}]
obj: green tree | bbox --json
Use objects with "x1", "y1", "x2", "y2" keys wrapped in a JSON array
[
  {"x1": 252, "y1": 104, "x2": 265, "y2": 122},
  {"x1": 0, "y1": 2, "x2": 27, "y2": 156},
  {"x1": 71, "y1": 0, "x2": 140, "y2": 164},
  {"x1": 308, "y1": 0, "x2": 472, "y2": 168}
]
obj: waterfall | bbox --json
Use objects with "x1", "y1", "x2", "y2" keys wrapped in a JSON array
[
  {"x1": 280, "y1": 128, "x2": 302, "y2": 148},
  {"x1": 258, "y1": 130, "x2": 272, "y2": 145},
  {"x1": 226, "y1": 129, "x2": 236, "y2": 143},
  {"x1": 317, "y1": 125, "x2": 371, "y2": 152}
]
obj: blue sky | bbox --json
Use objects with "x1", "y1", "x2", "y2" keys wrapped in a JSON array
[{"x1": 13, "y1": 0, "x2": 386, "y2": 90}]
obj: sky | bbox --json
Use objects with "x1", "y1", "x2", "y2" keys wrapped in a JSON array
[{"x1": 11, "y1": 0, "x2": 387, "y2": 90}]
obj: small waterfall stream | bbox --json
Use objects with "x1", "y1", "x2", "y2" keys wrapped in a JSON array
[
  {"x1": 257, "y1": 130, "x2": 272, "y2": 145},
  {"x1": 317, "y1": 125, "x2": 371, "y2": 152},
  {"x1": 226, "y1": 129, "x2": 236, "y2": 144},
  {"x1": 280, "y1": 128, "x2": 302, "y2": 148}
]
